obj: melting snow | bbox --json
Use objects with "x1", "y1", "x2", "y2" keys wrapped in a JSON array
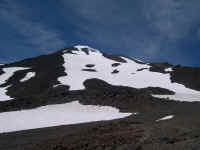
[
  {"x1": 0, "y1": 67, "x2": 28, "y2": 101},
  {"x1": 0, "y1": 101, "x2": 132, "y2": 133},
  {"x1": 156, "y1": 115, "x2": 174, "y2": 122},
  {"x1": 20, "y1": 72, "x2": 36, "y2": 82}
]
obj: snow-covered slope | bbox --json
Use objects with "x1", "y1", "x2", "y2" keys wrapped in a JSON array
[
  {"x1": 58, "y1": 45, "x2": 200, "y2": 101},
  {"x1": 0, "y1": 101, "x2": 131, "y2": 133}
]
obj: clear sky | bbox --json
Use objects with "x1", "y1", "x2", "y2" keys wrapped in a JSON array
[{"x1": 0, "y1": 0, "x2": 200, "y2": 66}]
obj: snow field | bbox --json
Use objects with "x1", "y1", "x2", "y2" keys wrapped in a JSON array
[
  {"x1": 0, "y1": 101, "x2": 132, "y2": 133},
  {"x1": 58, "y1": 46, "x2": 200, "y2": 97}
]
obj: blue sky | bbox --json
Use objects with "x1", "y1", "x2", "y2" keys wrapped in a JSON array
[{"x1": 0, "y1": 0, "x2": 200, "y2": 66}]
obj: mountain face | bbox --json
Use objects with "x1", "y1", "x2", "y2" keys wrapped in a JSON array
[{"x1": 0, "y1": 46, "x2": 200, "y2": 150}]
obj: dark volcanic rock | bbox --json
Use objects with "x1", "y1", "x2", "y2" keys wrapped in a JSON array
[
  {"x1": 1, "y1": 50, "x2": 66, "y2": 100},
  {"x1": 171, "y1": 66, "x2": 200, "y2": 91},
  {"x1": 148, "y1": 62, "x2": 200, "y2": 91},
  {"x1": 103, "y1": 53, "x2": 127, "y2": 63},
  {"x1": 112, "y1": 63, "x2": 121, "y2": 67},
  {"x1": 0, "y1": 71, "x2": 3, "y2": 77},
  {"x1": 140, "y1": 87, "x2": 175, "y2": 95},
  {"x1": 82, "y1": 69, "x2": 97, "y2": 72},
  {"x1": 81, "y1": 48, "x2": 89, "y2": 55},
  {"x1": 111, "y1": 69, "x2": 119, "y2": 74},
  {"x1": 149, "y1": 62, "x2": 172, "y2": 73},
  {"x1": 85, "y1": 64, "x2": 95, "y2": 68},
  {"x1": 137, "y1": 68, "x2": 149, "y2": 72},
  {"x1": 0, "y1": 78, "x2": 174, "y2": 113}
]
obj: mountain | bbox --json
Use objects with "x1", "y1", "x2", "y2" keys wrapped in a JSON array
[{"x1": 0, "y1": 45, "x2": 200, "y2": 150}]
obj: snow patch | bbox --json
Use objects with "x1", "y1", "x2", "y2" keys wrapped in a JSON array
[
  {"x1": 0, "y1": 67, "x2": 29, "y2": 85},
  {"x1": 152, "y1": 93, "x2": 200, "y2": 102},
  {"x1": 74, "y1": 45, "x2": 100, "y2": 53},
  {"x1": 20, "y1": 72, "x2": 36, "y2": 82},
  {"x1": 133, "y1": 112, "x2": 139, "y2": 115},
  {"x1": 0, "y1": 86, "x2": 11, "y2": 102},
  {"x1": 165, "y1": 68, "x2": 173, "y2": 72},
  {"x1": 53, "y1": 84, "x2": 62, "y2": 88},
  {"x1": 0, "y1": 67, "x2": 28, "y2": 101},
  {"x1": 0, "y1": 101, "x2": 132, "y2": 133},
  {"x1": 156, "y1": 115, "x2": 174, "y2": 122}
]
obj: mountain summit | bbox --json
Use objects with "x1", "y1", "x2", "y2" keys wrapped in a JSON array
[
  {"x1": 0, "y1": 46, "x2": 200, "y2": 149},
  {"x1": 1, "y1": 45, "x2": 200, "y2": 102}
]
